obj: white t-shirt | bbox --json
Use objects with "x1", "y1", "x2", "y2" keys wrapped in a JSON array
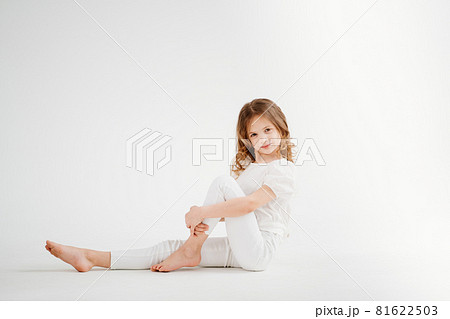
[{"x1": 232, "y1": 157, "x2": 296, "y2": 239}]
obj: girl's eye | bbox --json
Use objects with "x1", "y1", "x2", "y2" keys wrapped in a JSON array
[
  {"x1": 250, "y1": 133, "x2": 256, "y2": 137},
  {"x1": 265, "y1": 128, "x2": 271, "y2": 132}
]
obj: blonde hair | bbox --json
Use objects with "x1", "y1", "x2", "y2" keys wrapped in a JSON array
[{"x1": 230, "y1": 98, "x2": 297, "y2": 178}]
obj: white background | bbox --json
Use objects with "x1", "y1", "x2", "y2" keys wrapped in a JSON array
[{"x1": 1, "y1": 0, "x2": 449, "y2": 300}]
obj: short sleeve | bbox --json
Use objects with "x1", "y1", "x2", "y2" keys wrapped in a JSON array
[{"x1": 262, "y1": 160, "x2": 296, "y2": 199}]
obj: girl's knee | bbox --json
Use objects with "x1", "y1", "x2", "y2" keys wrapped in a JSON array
[{"x1": 212, "y1": 174, "x2": 235, "y2": 186}]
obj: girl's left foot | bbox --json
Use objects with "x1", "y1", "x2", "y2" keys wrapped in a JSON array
[
  {"x1": 45, "y1": 240, "x2": 94, "y2": 272},
  {"x1": 151, "y1": 246, "x2": 201, "y2": 272}
]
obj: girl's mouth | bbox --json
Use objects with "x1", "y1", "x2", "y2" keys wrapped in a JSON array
[{"x1": 261, "y1": 144, "x2": 270, "y2": 149}]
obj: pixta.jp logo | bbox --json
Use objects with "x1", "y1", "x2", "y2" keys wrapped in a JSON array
[{"x1": 126, "y1": 128, "x2": 172, "y2": 176}]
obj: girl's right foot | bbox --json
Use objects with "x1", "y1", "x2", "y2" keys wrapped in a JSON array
[
  {"x1": 150, "y1": 245, "x2": 201, "y2": 272},
  {"x1": 45, "y1": 240, "x2": 94, "y2": 272},
  {"x1": 151, "y1": 230, "x2": 208, "y2": 272}
]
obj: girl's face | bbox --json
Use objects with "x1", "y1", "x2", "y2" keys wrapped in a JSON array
[{"x1": 247, "y1": 115, "x2": 282, "y2": 156}]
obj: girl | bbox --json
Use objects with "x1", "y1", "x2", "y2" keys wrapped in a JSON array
[{"x1": 45, "y1": 98, "x2": 297, "y2": 272}]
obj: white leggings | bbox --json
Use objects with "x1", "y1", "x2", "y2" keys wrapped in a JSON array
[{"x1": 110, "y1": 175, "x2": 283, "y2": 271}]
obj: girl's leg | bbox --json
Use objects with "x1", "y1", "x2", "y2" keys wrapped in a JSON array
[
  {"x1": 45, "y1": 236, "x2": 208, "y2": 272},
  {"x1": 203, "y1": 175, "x2": 269, "y2": 271},
  {"x1": 151, "y1": 174, "x2": 271, "y2": 271},
  {"x1": 45, "y1": 175, "x2": 265, "y2": 272},
  {"x1": 172, "y1": 174, "x2": 270, "y2": 271},
  {"x1": 224, "y1": 212, "x2": 267, "y2": 271},
  {"x1": 45, "y1": 175, "x2": 233, "y2": 272},
  {"x1": 126, "y1": 232, "x2": 209, "y2": 271},
  {"x1": 45, "y1": 240, "x2": 110, "y2": 272},
  {"x1": 201, "y1": 174, "x2": 247, "y2": 235},
  {"x1": 46, "y1": 234, "x2": 242, "y2": 272},
  {"x1": 110, "y1": 238, "x2": 196, "y2": 270},
  {"x1": 109, "y1": 235, "x2": 241, "y2": 270},
  {"x1": 198, "y1": 236, "x2": 241, "y2": 268},
  {"x1": 148, "y1": 174, "x2": 247, "y2": 272}
]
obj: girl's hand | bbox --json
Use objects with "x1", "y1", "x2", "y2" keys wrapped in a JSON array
[
  {"x1": 193, "y1": 223, "x2": 209, "y2": 237},
  {"x1": 185, "y1": 205, "x2": 204, "y2": 236}
]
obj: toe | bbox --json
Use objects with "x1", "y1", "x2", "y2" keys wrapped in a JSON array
[
  {"x1": 47, "y1": 240, "x2": 56, "y2": 249},
  {"x1": 152, "y1": 264, "x2": 160, "y2": 270}
]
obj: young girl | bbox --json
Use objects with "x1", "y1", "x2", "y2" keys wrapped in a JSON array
[{"x1": 45, "y1": 98, "x2": 297, "y2": 272}]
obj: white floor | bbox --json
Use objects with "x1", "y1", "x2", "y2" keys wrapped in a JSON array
[{"x1": 1, "y1": 229, "x2": 449, "y2": 301}]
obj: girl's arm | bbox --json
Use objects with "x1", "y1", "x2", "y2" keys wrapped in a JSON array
[
  {"x1": 185, "y1": 185, "x2": 277, "y2": 234},
  {"x1": 199, "y1": 185, "x2": 277, "y2": 219}
]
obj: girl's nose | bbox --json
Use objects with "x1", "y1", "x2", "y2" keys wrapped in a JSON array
[{"x1": 258, "y1": 138, "x2": 268, "y2": 146}]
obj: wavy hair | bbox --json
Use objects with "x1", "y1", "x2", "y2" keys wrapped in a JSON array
[{"x1": 230, "y1": 98, "x2": 297, "y2": 178}]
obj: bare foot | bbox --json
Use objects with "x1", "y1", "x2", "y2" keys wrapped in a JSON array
[
  {"x1": 151, "y1": 246, "x2": 201, "y2": 272},
  {"x1": 45, "y1": 240, "x2": 94, "y2": 272}
]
